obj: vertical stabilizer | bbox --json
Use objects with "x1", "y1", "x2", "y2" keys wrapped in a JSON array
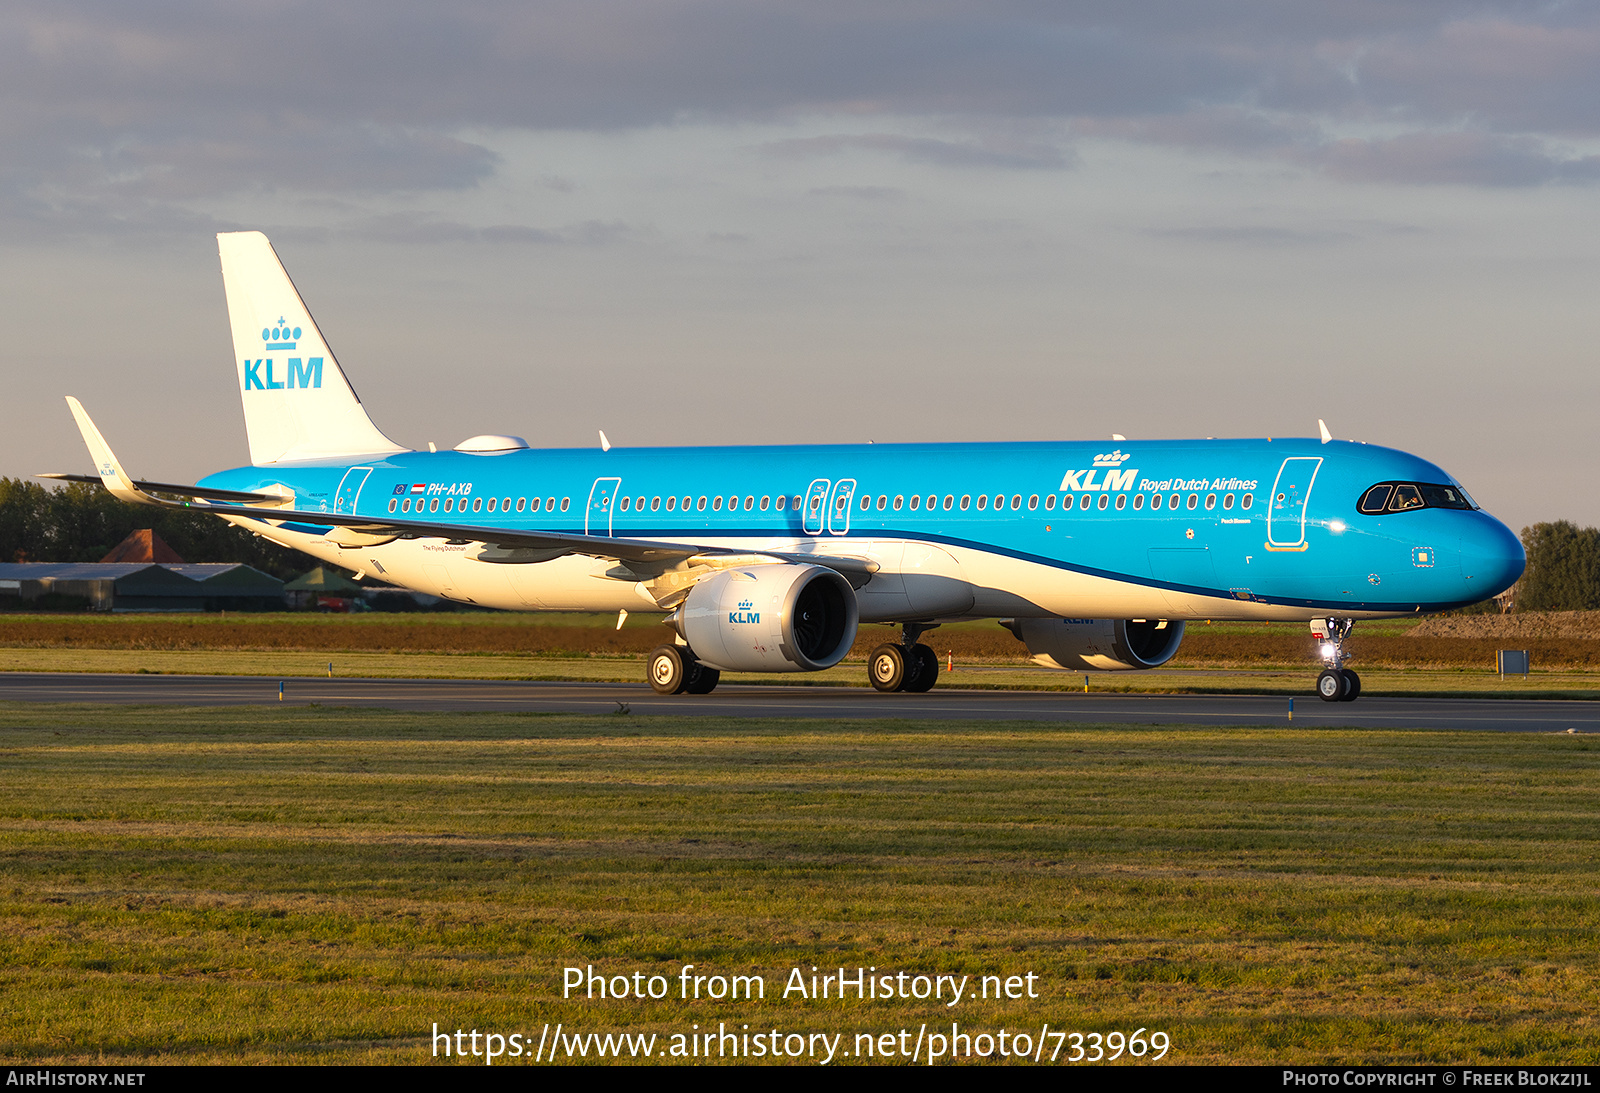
[{"x1": 218, "y1": 231, "x2": 407, "y2": 465}]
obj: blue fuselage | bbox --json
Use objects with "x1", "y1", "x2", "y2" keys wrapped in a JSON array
[{"x1": 202, "y1": 436, "x2": 1523, "y2": 618}]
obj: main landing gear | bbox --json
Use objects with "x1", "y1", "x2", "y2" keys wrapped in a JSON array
[
  {"x1": 648, "y1": 644, "x2": 720, "y2": 695},
  {"x1": 868, "y1": 624, "x2": 940, "y2": 694},
  {"x1": 1311, "y1": 617, "x2": 1361, "y2": 702}
]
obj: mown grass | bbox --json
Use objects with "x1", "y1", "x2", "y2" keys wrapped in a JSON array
[
  {"x1": 1, "y1": 702, "x2": 1597, "y2": 1065},
  {"x1": 3, "y1": 647, "x2": 1597, "y2": 698}
]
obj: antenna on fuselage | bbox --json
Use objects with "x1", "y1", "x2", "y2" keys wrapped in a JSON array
[
  {"x1": 1112, "y1": 434, "x2": 1126, "y2": 441},
  {"x1": 1318, "y1": 420, "x2": 1332, "y2": 444},
  {"x1": 599, "y1": 430, "x2": 612, "y2": 452}
]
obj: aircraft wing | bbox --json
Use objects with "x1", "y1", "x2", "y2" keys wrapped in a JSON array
[{"x1": 47, "y1": 397, "x2": 878, "y2": 582}]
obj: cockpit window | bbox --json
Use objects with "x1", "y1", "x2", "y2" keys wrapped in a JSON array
[
  {"x1": 1357, "y1": 481, "x2": 1477, "y2": 515},
  {"x1": 1390, "y1": 484, "x2": 1424, "y2": 510},
  {"x1": 1357, "y1": 485, "x2": 1392, "y2": 514}
]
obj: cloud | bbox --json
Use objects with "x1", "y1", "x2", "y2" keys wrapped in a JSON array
[
  {"x1": 766, "y1": 134, "x2": 1072, "y2": 170},
  {"x1": 3, "y1": 0, "x2": 1598, "y2": 236}
]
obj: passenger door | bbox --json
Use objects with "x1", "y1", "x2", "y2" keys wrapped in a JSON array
[
  {"x1": 1266, "y1": 457, "x2": 1322, "y2": 549},
  {"x1": 587, "y1": 477, "x2": 622, "y2": 536},
  {"x1": 803, "y1": 478, "x2": 830, "y2": 536},
  {"x1": 334, "y1": 467, "x2": 373, "y2": 514}
]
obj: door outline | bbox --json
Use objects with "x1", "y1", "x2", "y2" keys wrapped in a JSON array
[
  {"x1": 587, "y1": 477, "x2": 622, "y2": 536},
  {"x1": 334, "y1": 467, "x2": 373, "y2": 514},
  {"x1": 1266, "y1": 457, "x2": 1322, "y2": 550},
  {"x1": 827, "y1": 478, "x2": 857, "y2": 536},
  {"x1": 803, "y1": 479, "x2": 831, "y2": 536}
]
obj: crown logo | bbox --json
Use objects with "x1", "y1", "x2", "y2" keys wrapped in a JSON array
[
  {"x1": 1092, "y1": 449, "x2": 1132, "y2": 467},
  {"x1": 738, "y1": 599, "x2": 754, "y2": 611},
  {"x1": 261, "y1": 317, "x2": 302, "y2": 350}
]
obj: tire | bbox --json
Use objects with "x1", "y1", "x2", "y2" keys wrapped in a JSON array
[
  {"x1": 903, "y1": 644, "x2": 939, "y2": 693},
  {"x1": 869, "y1": 643, "x2": 907, "y2": 692},
  {"x1": 1316, "y1": 669, "x2": 1344, "y2": 702},
  {"x1": 649, "y1": 645, "x2": 690, "y2": 694},
  {"x1": 684, "y1": 663, "x2": 720, "y2": 694},
  {"x1": 1340, "y1": 668, "x2": 1361, "y2": 702}
]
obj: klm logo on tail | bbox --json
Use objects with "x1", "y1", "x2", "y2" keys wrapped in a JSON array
[{"x1": 244, "y1": 318, "x2": 322, "y2": 391}]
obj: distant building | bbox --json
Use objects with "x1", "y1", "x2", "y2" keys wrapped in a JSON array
[
  {"x1": 99, "y1": 529, "x2": 185, "y2": 564},
  {"x1": 0, "y1": 562, "x2": 285, "y2": 612}
]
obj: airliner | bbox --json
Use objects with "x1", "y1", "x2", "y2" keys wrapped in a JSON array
[{"x1": 46, "y1": 232, "x2": 1525, "y2": 701}]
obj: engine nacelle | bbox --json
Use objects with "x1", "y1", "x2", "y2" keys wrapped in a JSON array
[
  {"x1": 1009, "y1": 617, "x2": 1185, "y2": 671},
  {"x1": 680, "y1": 565, "x2": 859, "y2": 672}
]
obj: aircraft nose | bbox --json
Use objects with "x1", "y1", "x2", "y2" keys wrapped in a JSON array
[{"x1": 1459, "y1": 513, "x2": 1524, "y2": 599}]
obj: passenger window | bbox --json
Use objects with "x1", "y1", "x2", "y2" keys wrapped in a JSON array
[
  {"x1": 1150, "y1": 494, "x2": 1161, "y2": 510},
  {"x1": 560, "y1": 498, "x2": 570, "y2": 512},
  {"x1": 713, "y1": 495, "x2": 723, "y2": 511},
  {"x1": 1132, "y1": 493, "x2": 1143, "y2": 510},
  {"x1": 502, "y1": 497, "x2": 511, "y2": 511},
  {"x1": 1242, "y1": 493, "x2": 1253, "y2": 509},
  {"x1": 388, "y1": 499, "x2": 398, "y2": 513},
  {"x1": 487, "y1": 497, "x2": 497, "y2": 513},
  {"x1": 1358, "y1": 484, "x2": 1393, "y2": 514},
  {"x1": 877, "y1": 494, "x2": 887, "y2": 511},
  {"x1": 1390, "y1": 484, "x2": 1424, "y2": 511},
  {"x1": 1079, "y1": 495, "x2": 1091, "y2": 510},
  {"x1": 1222, "y1": 494, "x2": 1233, "y2": 510},
  {"x1": 401, "y1": 499, "x2": 411, "y2": 513},
  {"x1": 1044, "y1": 494, "x2": 1055, "y2": 510},
  {"x1": 443, "y1": 498, "x2": 453, "y2": 513},
  {"x1": 519, "y1": 497, "x2": 529, "y2": 512},
  {"x1": 429, "y1": 498, "x2": 439, "y2": 513},
  {"x1": 960, "y1": 495, "x2": 971, "y2": 510},
  {"x1": 774, "y1": 495, "x2": 784, "y2": 511},
  {"x1": 976, "y1": 494, "x2": 987, "y2": 511},
  {"x1": 1186, "y1": 494, "x2": 1198, "y2": 510},
  {"x1": 666, "y1": 496, "x2": 676, "y2": 511},
  {"x1": 1028, "y1": 495, "x2": 1038, "y2": 510},
  {"x1": 635, "y1": 496, "x2": 644, "y2": 511},
  {"x1": 1169, "y1": 493, "x2": 1180, "y2": 510},
  {"x1": 744, "y1": 495, "x2": 754, "y2": 510},
  {"x1": 926, "y1": 495, "x2": 936, "y2": 510},
  {"x1": 685, "y1": 497, "x2": 694, "y2": 510},
  {"x1": 1097, "y1": 494, "x2": 1109, "y2": 510},
  {"x1": 860, "y1": 495, "x2": 870, "y2": 511},
  {"x1": 473, "y1": 497, "x2": 483, "y2": 512},
  {"x1": 1205, "y1": 494, "x2": 1216, "y2": 510},
  {"x1": 697, "y1": 496, "x2": 707, "y2": 511},
  {"x1": 944, "y1": 495, "x2": 955, "y2": 511},
  {"x1": 727, "y1": 496, "x2": 737, "y2": 511},
  {"x1": 652, "y1": 496, "x2": 661, "y2": 511},
  {"x1": 1115, "y1": 493, "x2": 1126, "y2": 510},
  {"x1": 1012, "y1": 494, "x2": 1022, "y2": 510},
  {"x1": 760, "y1": 495, "x2": 769, "y2": 510},
  {"x1": 620, "y1": 496, "x2": 630, "y2": 511},
  {"x1": 910, "y1": 494, "x2": 920, "y2": 510},
  {"x1": 893, "y1": 495, "x2": 903, "y2": 510},
  {"x1": 547, "y1": 497, "x2": 557, "y2": 511}
]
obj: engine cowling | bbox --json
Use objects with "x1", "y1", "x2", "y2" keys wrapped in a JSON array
[
  {"x1": 1008, "y1": 617, "x2": 1185, "y2": 671},
  {"x1": 680, "y1": 565, "x2": 859, "y2": 672}
]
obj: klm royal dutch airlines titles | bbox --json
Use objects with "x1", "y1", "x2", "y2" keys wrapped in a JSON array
[{"x1": 45, "y1": 232, "x2": 1524, "y2": 701}]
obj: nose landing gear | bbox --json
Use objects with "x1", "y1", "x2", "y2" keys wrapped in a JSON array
[{"x1": 1311, "y1": 617, "x2": 1361, "y2": 702}]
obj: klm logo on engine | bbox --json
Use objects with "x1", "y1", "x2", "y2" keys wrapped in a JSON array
[
  {"x1": 729, "y1": 598, "x2": 760, "y2": 624},
  {"x1": 243, "y1": 316, "x2": 323, "y2": 391},
  {"x1": 1061, "y1": 450, "x2": 1137, "y2": 492}
]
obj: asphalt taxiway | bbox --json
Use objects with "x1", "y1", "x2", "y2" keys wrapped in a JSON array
[{"x1": 1, "y1": 673, "x2": 1595, "y2": 732}]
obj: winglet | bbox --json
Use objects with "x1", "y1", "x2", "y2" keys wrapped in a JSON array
[
  {"x1": 64, "y1": 397, "x2": 160, "y2": 506},
  {"x1": 1318, "y1": 419, "x2": 1332, "y2": 444}
]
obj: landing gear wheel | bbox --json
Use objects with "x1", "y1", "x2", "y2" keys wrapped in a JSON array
[
  {"x1": 684, "y1": 663, "x2": 720, "y2": 694},
  {"x1": 1339, "y1": 669, "x2": 1361, "y2": 702},
  {"x1": 649, "y1": 645, "x2": 691, "y2": 695},
  {"x1": 869, "y1": 643, "x2": 907, "y2": 692},
  {"x1": 903, "y1": 644, "x2": 939, "y2": 693},
  {"x1": 1317, "y1": 669, "x2": 1344, "y2": 702}
]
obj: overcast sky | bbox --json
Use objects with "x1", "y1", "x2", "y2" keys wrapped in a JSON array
[{"x1": 4, "y1": 1, "x2": 1597, "y2": 532}]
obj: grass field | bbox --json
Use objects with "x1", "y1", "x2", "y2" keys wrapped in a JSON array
[{"x1": 2, "y1": 702, "x2": 1598, "y2": 1065}]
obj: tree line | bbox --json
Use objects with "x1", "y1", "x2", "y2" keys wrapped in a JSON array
[
  {"x1": 0, "y1": 477, "x2": 306, "y2": 580},
  {"x1": 1518, "y1": 521, "x2": 1600, "y2": 612}
]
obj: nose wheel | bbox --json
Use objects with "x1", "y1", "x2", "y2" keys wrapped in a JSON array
[{"x1": 1311, "y1": 618, "x2": 1361, "y2": 702}]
